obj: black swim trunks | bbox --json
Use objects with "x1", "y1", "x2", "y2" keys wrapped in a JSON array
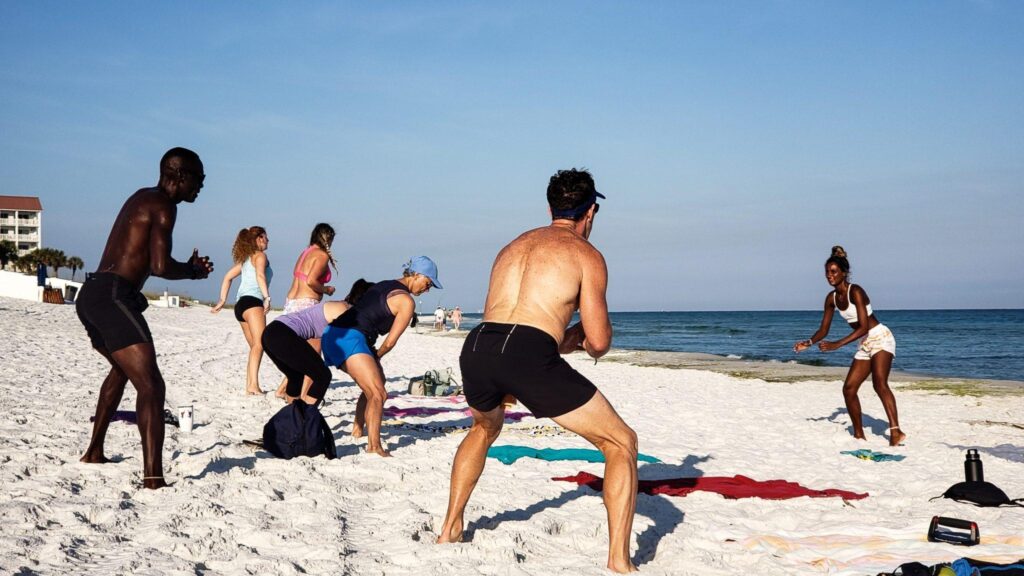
[
  {"x1": 75, "y1": 272, "x2": 152, "y2": 353},
  {"x1": 234, "y1": 295, "x2": 264, "y2": 322},
  {"x1": 461, "y1": 322, "x2": 597, "y2": 419}
]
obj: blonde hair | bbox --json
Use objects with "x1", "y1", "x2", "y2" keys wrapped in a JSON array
[{"x1": 231, "y1": 226, "x2": 266, "y2": 264}]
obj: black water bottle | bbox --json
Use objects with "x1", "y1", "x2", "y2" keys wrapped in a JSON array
[{"x1": 964, "y1": 449, "x2": 984, "y2": 483}]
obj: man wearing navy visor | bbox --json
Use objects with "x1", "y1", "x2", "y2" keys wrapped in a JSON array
[{"x1": 438, "y1": 168, "x2": 638, "y2": 573}]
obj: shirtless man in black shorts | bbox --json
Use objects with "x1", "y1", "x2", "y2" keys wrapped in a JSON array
[
  {"x1": 437, "y1": 169, "x2": 638, "y2": 573},
  {"x1": 77, "y1": 147, "x2": 213, "y2": 489}
]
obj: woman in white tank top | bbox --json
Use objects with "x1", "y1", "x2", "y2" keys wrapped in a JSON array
[{"x1": 793, "y1": 246, "x2": 905, "y2": 446}]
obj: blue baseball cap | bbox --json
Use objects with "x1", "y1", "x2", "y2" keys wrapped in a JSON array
[{"x1": 406, "y1": 256, "x2": 443, "y2": 289}]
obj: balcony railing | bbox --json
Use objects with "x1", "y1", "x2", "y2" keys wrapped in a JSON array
[
  {"x1": 17, "y1": 218, "x2": 40, "y2": 226},
  {"x1": 17, "y1": 234, "x2": 39, "y2": 241}
]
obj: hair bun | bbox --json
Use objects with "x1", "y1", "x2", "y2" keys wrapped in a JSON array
[{"x1": 831, "y1": 245, "x2": 847, "y2": 259}]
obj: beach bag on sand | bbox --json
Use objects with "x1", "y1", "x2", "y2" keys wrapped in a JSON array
[
  {"x1": 932, "y1": 481, "x2": 1024, "y2": 508},
  {"x1": 878, "y1": 558, "x2": 1024, "y2": 576},
  {"x1": 408, "y1": 368, "x2": 461, "y2": 396},
  {"x1": 262, "y1": 403, "x2": 337, "y2": 460}
]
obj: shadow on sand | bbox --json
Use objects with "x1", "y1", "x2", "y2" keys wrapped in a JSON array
[
  {"x1": 808, "y1": 407, "x2": 890, "y2": 437},
  {"x1": 945, "y1": 442, "x2": 1024, "y2": 464},
  {"x1": 464, "y1": 453, "x2": 712, "y2": 567}
]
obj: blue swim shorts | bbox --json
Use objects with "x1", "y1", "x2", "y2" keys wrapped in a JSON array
[{"x1": 321, "y1": 326, "x2": 374, "y2": 366}]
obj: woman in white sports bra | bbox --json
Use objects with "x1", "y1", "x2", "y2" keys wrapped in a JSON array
[{"x1": 794, "y1": 246, "x2": 905, "y2": 446}]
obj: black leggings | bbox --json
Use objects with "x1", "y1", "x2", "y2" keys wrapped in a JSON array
[{"x1": 261, "y1": 322, "x2": 332, "y2": 400}]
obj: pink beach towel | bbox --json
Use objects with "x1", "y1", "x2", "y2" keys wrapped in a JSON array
[{"x1": 383, "y1": 406, "x2": 532, "y2": 422}]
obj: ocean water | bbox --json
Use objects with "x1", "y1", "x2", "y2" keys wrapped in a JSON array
[{"x1": 456, "y1": 310, "x2": 1024, "y2": 382}]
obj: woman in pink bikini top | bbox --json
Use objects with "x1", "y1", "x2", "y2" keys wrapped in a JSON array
[
  {"x1": 284, "y1": 222, "x2": 337, "y2": 314},
  {"x1": 275, "y1": 223, "x2": 338, "y2": 399}
]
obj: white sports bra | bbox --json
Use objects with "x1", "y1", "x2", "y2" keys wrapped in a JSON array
[{"x1": 835, "y1": 284, "x2": 872, "y2": 324}]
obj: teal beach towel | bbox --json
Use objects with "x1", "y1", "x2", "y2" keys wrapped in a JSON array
[
  {"x1": 841, "y1": 449, "x2": 905, "y2": 462},
  {"x1": 488, "y1": 445, "x2": 661, "y2": 465}
]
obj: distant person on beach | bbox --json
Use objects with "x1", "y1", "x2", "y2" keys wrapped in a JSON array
[
  {"x1": 274, "y1": 223, "x2": 337, "y2": 399},
  {"x1": 450, "y1": 306, "x2": 462, "y2": 330},
  {"x1": 437, "y1": 169, "x2": 638, "y2": 573},
  {"x1": 261, "y1": 279, "x2": 373, "y2": 405},
  {"x1": 434, "y1": 305, "x2": 446, "y2": 331},
  {"x1": 211, "y1": 226, "x2": 273, "y2": 395},
  {"x1": 76, "y1": 147, "x2": 213, "y2": 489},
  {"x1": 793, "y1": 245, "x2": 905, "y2": 446},
  {"x1": 322, "y1": 256, "x2": 442, "y2": 457}
]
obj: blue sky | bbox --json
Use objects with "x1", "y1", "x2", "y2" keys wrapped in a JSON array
[{"x1": 2, "y1": 1, "x2": 1021, "y2": 311}]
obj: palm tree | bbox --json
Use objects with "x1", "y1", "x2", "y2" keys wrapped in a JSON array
[
  {"x1": 0, "y1": 240, "x2": 17, "y2": 270},
  {"x1": 14, "y1": 252, "x2": 37, "y2": 273},
  {"x1": 50, "y1": 249, "x2": 67, "y2": 279},
  {"x1": 31, "y1": 247, "x2": 67, "y2": 278},
  {"x1": 67, "y1": 256, "x2": 84, "y2": 281}
]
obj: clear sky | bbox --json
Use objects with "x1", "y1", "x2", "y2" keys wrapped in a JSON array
[{"x1": 2, "y1": 2, "x2": 1021, "y2": 311}]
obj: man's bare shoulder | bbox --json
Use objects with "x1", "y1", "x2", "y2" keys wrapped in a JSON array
[{"x1": 122, "y1": 187, "x2": 175, "y2": 220}]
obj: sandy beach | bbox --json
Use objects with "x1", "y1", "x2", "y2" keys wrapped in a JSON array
[{"x1": 1, "y1": 296, "x2": 1022, "y2": 575}]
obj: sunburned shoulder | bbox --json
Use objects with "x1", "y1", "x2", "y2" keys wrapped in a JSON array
[{"x1": 515, "y1": 225, "x2": 595, "y2": 249}]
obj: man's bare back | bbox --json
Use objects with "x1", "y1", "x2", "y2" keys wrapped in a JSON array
[
  {"x1": 439, "y1": 169, "x2": 636, "y2": 572},
  {"x1": 484, "y1": 224, "x2": 611, "y2": 354}
]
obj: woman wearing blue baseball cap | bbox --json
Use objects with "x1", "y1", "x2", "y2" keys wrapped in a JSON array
[{"x1": 321, "y1": 256, "x2": 442, "y2": 457}]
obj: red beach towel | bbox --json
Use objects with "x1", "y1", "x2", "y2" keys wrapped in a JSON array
[{"x1": 554, "y1": 472, "x2": 868, "y2": 500}]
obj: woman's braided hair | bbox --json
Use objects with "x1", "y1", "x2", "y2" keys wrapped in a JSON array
[{"x1": 309, "y1": 223, "x2": 337, "y2": 271}]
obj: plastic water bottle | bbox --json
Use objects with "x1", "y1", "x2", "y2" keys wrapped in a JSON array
[{"x1": 964, "y1": 449, "x2": 984, "y2": 483}]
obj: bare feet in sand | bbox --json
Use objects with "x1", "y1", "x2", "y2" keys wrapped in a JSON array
[
  {"x1": 365, "y1": 446, "x2": 391, "y2": 457},
  {"x1": 80, "y1": 452, "x2": 111, "y2": 464},
  {"x1": 608, "y1": 559, "x2": 639, "y2": 573},
  {"x1": 436, "y1": 519, "x2": 463, "y2": 544},
  {"x1": 246, "y1": 387, "x2": 265, "y2": 396},
  {"x1": 351, "y1": 424, "x2": 364, "y2": 439},
  {"x1": 889, "y1": 427, "x2": 906, "y2": 446}
]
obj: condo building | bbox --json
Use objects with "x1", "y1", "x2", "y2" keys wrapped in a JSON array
[{"x1": 0, "y1": 195, "x2": 43, "y2": 256}]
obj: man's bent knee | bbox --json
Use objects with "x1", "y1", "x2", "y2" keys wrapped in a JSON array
[{"x1": 602, "y1": 425, "x2": 638, "y2": 460}]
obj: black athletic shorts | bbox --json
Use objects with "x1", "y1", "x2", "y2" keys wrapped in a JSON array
[
  {"x1": 461, "y1": 322, "x2": 597, "y2": 419},
  {"x1": 262, "y1": 322, "x2": 332, "y2": 400},
  {"x1": 75, "y1": 272, "x2": 153, "y2": 353},
  {"x1": 234, "y1": 295, "x2": 264, "y2": 322}
]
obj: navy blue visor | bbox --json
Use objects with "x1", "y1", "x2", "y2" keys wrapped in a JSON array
[{"x1": 551, "y1": 190, "x2": 606, "y2": 220}]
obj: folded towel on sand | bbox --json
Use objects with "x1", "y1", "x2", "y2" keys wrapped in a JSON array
[
  {"x1": 554, "y1": 471, "x2": 868, "y2": 500},
  {"x1": 841, "y1": 449, "x2": 906, "y2": 462},
  {"x1": 89, "y1": 409, "x2": 179, "y2": 427},
  {"x1": 383, "y1": 406, "x2": 531, "y2": 422},
  {"x1": 488, "y1": 445, "x2": 661, "y2": 465}
]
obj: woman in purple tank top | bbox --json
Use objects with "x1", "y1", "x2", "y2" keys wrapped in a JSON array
[{"x1": 261, "y1": 279, "x2": 374, "y2": 405}]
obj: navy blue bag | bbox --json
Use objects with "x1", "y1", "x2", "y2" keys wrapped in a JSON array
[{"x1": 262, "y1": 402, "x2": 337, "y2": 460}]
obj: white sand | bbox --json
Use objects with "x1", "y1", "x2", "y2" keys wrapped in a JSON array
[{"x1": 1, "y1": 296, "x2": 1021, "y2": 575}]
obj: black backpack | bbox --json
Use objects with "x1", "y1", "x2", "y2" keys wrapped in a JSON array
[
  {"x1": 262, "y1": 402, "x2": 337, "y2": 460},
  {"x1": 933, "y1": 481, "x2": 1024, "y2": 508}
]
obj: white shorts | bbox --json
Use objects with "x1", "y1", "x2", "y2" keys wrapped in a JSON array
[
  {"x1": 854, "y1": 324, "x2": 896, "y2": 361},
  {"x1": 283, "y1": 297, "x2": 319, "y2": 315}
]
